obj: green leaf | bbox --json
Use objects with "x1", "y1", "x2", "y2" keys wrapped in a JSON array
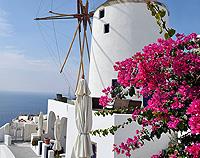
[
  {"x1": 150, "y1": 131, "x2": 155, "y2": 138},
  {"x1": 159, "y1": 9, "x2": 166, "y2": 18},
  {"x1": 127, "y1": 118, "x2": 133, "y2": 123},
  {"x1": 96, "y1": 130, "x2": 100, "y2": 135},
  {"x1": 168, "y1": 28, "x2": 176, "y2": 37},
  {"x1": 146, "y1": 110, "x2": 153, "y2": 120},
  {"x1": 148, "y1": 3, "x2": 154, "y2": 11},
  {"x1": 110, "y1": 130, "x2": 115, "y2": 135},
  {"x1": 155, "y1": 13, "x2": 161, "y2": 20},
  {"x1": 129, "y1": 86, "x2": 135, "y2": 97},
  {"x1": 155, "y1": 4, "x2": 160, "y2": 10},
  {"x1": 164, "y1": 33, "x2": 170, "y2": 39},
  {"x1": 113, "y1": 126, "x2": 118, "y2": 132},
  {"x1": 151, "y1": 10, "x2": 156, "y2": 16},
  {"x1": 162, "y1": 21, "x2": 166, "y2": 29},
  {"x1": 102, "y1": 129, "x2": 108, "y2": 137},
  {"x1": 159, "y1": 26, "x2": 163, "y2": 34},
  {"x1": 142, "y1": 135, "x2": 151, "y2": 141},
  {"x1": 137, "y1": 117, "x2": 143, "y2": 125},
  {"x1": 156, "y1": 132, "x2": 161, "y2": 139},
  {"x1": 156, "y1": 20, "x2": 161, "y2": 27},
  {"x1": 163, "y1": 126, "x2": 168, "y2": 133},
  {"x1": 100, "y1": 111, "x2": 105, "y2": 117}
]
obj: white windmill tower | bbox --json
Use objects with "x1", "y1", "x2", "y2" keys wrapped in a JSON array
[{"x1": 88, "y1": 0, "x2": 169, "y2": 98}]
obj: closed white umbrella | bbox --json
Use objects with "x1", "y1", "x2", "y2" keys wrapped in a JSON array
[
  {"x1": 72, "y1": 78, "x2": 93, "y2": 158},
  {"x1": 37, "y1": 112, "x2": 43, "y2": 137},
  {"x1": 53, "y1": 116, "x2": 62, "y2": 151},
  {"x1": 47, "y1": 111, "x2": 56, "y2": 139}
]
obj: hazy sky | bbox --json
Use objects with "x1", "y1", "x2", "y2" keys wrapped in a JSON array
[{"x1": 0, "y1": 0, "x2": 199, "y2": 94}]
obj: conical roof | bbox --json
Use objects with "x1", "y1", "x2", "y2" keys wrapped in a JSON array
[
  {"x1": 97, "y1": 0, "x2": 168, "y2": 14},
  {"x1": 101, "y1": 0, "x2": 151, "y2": 7}
]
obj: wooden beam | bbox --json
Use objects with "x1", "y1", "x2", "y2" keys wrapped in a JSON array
[
  {"x1": 75, "y1": 61, "x2": 82, "y2": 91},
  {"x1": 77, "y1": 0, "x2": 80, "y2": 14},
  {"x1": 88, "y1": 19, "x2": 93, "y2": 33},
  {"x1": 79, "y1": 26, "x2": 87, "y2": 77},
  {"x1": 89, "y1": 11, "x2": 95, "y2": 17},
  {"x1": 76, "y1": 0, "x2": 82, "y2": 91},
  {"x1": 49, "y1": 11, "x2": 84, "y2": 19},
  {"x1": 34, "y1": 16, "x2": 75, "y2": 21},
  {"x1": 49, "y1": 11, "x2": 78, "y2": 17},
  {"x1": 75, "y1": 29, "x2": 86, "y2": 91},
  {"x1": 60, "y1": 21, "x2": 81, "y2": 73},
  {"x1": 85, "y1": 33, "x2": 90, "y2": 62}
]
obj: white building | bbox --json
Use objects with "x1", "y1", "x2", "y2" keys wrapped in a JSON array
[
  {"x1": 0, "y1": 1, "x2": 171, "y2": 158},
  {"x1": 89, "y1": 0, "x2": 169, "y2": 98},
  {"x1": 54, "y1": 1, "x2": 169, "y2": 157},
  {"x1": 48, "y1": 99, "x2": 170, "y2": 158}
]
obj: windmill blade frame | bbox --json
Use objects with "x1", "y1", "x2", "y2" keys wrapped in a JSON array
[
  {"x1": 60, "y1": 21, "x2": 81, "y2": 73},
  {"x1": 35, "y1": 0, "x2": 94, "y2": 91}
]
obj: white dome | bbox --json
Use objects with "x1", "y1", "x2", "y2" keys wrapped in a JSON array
[{"x1": 97, "y1": 0, "x2": 169, "y2": 15}]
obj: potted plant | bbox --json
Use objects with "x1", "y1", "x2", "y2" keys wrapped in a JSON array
[{"x1": 32, "y1": 137, "x2": 40, "y2": 146}]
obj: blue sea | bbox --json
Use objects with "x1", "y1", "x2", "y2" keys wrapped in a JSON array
[{"x1": 0, "y1": 91, "x2": 55, "y2": 127}]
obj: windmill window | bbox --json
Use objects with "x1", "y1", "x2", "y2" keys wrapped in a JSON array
[
  {"x1": 104, "y1": 24, "x2": 110, "y2": 34},
  {"x1": 99, "y1": 9, "x2": 105, "y2": 19}
]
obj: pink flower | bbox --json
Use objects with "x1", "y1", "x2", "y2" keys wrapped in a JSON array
[
  {"x1": 113, "y1": 146, "x2": 120, "y2": 154},
  {"x1": 132, "y1": 109, "x2": 141, "y2": 120},
  {"x1": 99, "y1": 96, "x2": 112, "y2": 107},
  {"x1": 108, "y1": 33, "x2": 200, "y2": 157},
  {"x1": 125, "y1": 152, "x2": 131, "y2": 157},
  {"x1": 188, "y1": 116, "x2": 200, "y2": 134},
  {"x1": 187, "y1": 99, "x2": 200, "y2": 134},
  {"x1": 187, "y1": 99, "x2": 200, "y2": 115},
  {"x1": 176, "y1": 33, "x2": 185, "y2": 39},
  {"x1": 169, "y1": 150, "x2": 178, "y2": 158},
  {"x1": 151, "y1": 155, "x2": 160, "y2": 158},
  {"x1": 185, "y1": 143, "x2": 200, "y2": 158},
  {"x1": 171, "y1": 97, "x2": 184, "y2": 109},
  {"x1": 167, "y1": 116, "x2": 181, "y2": 129},
  {"x1": 102, "y1": 86, "x2": 112, "y2": 95}
]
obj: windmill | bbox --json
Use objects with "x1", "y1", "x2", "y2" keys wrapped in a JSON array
[{"x1": 35, "y1": 0, "x2": 94, "y2": 88}]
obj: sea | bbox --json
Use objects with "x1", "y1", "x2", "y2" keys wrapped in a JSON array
[{"x1": 0, "y1": 91, "x2": 55, "y2": 127}]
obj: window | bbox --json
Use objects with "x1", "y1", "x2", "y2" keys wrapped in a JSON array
[
  {"x1": 99, "y1": 9, "x2": 105, "y2": 19},
  {"x1": 104, "y1": 24, "x2": 110, "y2": 34}
]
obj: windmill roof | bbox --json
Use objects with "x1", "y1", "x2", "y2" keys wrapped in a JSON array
[{"x1": 96, "y1": 0, "x2": 169, "y2": 15}]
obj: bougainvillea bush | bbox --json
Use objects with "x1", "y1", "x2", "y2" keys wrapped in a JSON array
[{"x1": 99, "y1": 33, "x2": 200, "y2": 157}]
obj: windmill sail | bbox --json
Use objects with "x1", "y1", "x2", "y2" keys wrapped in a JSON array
[{"x1": 35, "y1": 0, "x2": 95, "y2": 90}]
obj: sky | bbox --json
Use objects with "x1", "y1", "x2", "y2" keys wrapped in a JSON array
[{"x1": 0, "y1": 0, "x2": 199, "y2": 94}]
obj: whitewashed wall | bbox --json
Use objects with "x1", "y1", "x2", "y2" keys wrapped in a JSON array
[
  {"x1": 114, "y1": 114, "x2": 170, "y2": 158},
  {"x1": 48, "y1": 100, "x2": 170, "y2": 158},
  {"x1": 0, "y1": 123, "x2": 10, "y2": 142},
  {"x1": 47, "y1": 100, "x2": 69, "y2": 118},
  {"x1": 0, "y1": 126, "x2": 5, "y2": 142},
  {"x1": 89, "y1": 1, "x2": 168, "y2": 97},
  {"x1": 48, "y1": 100, "x2": 77, "y2": 158}
]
